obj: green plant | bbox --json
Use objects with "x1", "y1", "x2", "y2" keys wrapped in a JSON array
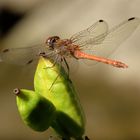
[{"x1": 14, "y1": 57, "x2": 85, "y2": 140}]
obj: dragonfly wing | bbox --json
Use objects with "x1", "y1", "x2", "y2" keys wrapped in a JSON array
[
  {"x1": 0, "y1": 44, "x2": 52, "y2": 65},
  {"x1": 70, "y1": 19, "x2": 108, "y2": 46},
  {"x1": 82, "y1": 17, "x2": 140, "y2": 58}
]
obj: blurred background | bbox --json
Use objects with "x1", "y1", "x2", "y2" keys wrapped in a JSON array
[{"x1": 0, "y1": 0, "x2": 140, "y2": 140}]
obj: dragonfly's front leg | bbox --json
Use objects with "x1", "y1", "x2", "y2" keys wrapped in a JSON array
[{"x1": 49, "y1": 57, "x2": 71, "y2": 90}]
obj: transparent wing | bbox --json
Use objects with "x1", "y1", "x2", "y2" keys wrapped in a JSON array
[
  {"x1": 70, "y1": 19, "x2": 109, "y2": 47},
  {"x1": 82, "y1": 17, "x2": 140, "y2": 57},
  {"x1": 0, "y1": 44, "x2": 54, "y2": 65}
]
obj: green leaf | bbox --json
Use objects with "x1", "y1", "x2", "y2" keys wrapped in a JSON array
[
  {"x1": 15, "y1": 88, "x2": 56, "y2": 132},
  {"x1": 34, "y1": 57, "x2": 85, "y2": 139}
]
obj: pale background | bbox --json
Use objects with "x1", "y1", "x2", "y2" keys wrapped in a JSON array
[{"x1": 0, "y1": 0, "x2": 140, "y2": 140}]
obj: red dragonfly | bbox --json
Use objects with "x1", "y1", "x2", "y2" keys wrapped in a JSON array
[{"x1": 0, "y1": 17, "x2": 140, "y2": 69}]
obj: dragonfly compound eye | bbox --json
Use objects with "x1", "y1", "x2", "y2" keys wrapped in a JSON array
[{"x1": 46, "y1": 36, "x2": 60, "y2": 49}]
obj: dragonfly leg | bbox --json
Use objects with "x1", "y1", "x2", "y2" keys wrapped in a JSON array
[
  {"x1": 63, "y1": 57, "x2": 70, "y2": 77},
  {"x1": 49, "y1": 57, "x2": 63, "y2": 90},
  {"x1": 49, "y1": 73, "x2": 60, "y2": 90},
  {"x1": 49, "y1": 57, "x2": 71, "y2": 90}
]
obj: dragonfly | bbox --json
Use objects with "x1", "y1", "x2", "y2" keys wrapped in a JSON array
[{"x1": 0, "y1": 17, "x2": 140, "y2": 71}]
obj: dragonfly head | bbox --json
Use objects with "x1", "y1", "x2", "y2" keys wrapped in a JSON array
[{"x1": 46, "y1": 36, "x2": 60, "y2": 49}]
